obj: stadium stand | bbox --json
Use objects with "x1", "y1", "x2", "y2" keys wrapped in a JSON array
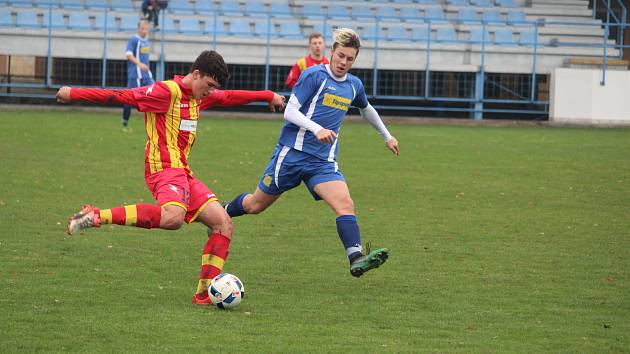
[
  {"x1": 60, "y1": 0, "x2": 84, "y2": 10},
  {"x1": 0, "y1": 0, "x2": 626, "y2": 120}
]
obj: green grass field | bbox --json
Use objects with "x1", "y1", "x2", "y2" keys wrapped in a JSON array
[{"x1": 1, "y1": 109, "x2": 629, "y2": 352}]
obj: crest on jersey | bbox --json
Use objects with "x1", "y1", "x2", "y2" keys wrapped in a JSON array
[{"x1": 263, "y1": 175, "x2": 272, "y2": 187}]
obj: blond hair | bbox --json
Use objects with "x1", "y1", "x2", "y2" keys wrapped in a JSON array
[{"x1": 332, "y1": 28, "x2": 361, "y2": 52}]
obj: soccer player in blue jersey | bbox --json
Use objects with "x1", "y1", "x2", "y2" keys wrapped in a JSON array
[
  {"x1": 123, "y1": 20, "x2": 153, "y2": 131},
  {"x1": 224, "y1": 28, "x2": 400, "y2": 277}
]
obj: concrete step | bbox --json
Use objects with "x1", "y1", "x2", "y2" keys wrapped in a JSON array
[{"x1": 530, "y1": 0, "x2": 590, "y2": 6}]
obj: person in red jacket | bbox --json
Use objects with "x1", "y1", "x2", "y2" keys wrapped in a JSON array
[
  {"x1": 285, "y1": 32, "x2": 329, "y2": 89},
  {"x1": 56, "y1": 50, "x2": 285, "y2": 306}
]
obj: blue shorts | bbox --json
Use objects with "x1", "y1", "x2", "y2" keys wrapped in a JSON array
[{"x1": 257, "y1": 145, "x2": 345, "y2": 200}]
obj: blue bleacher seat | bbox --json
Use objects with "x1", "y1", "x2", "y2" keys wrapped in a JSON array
[
  {"x1": 470, "y1": 26, "x2": 490, "y2": 43},
  {"x1": 361, "y1": 24, "x2": 383, "y2": 40},
  {"x1": 110, "y1": 0, "x2": 134, "y2": 12},
  {"x1": 68, "y1": 13, "x2": 92, "y2": 30},
  {"x1": 328, "y1": 4, "x2": 350, "y2": 20},
  {"x1": 507, "y1": 10, "x2": 526, "y2": 25},
  {"x1": 245, "y1": 0, "x2": 265, "y2": 16},
  {"x1": 424, "y1": 7, "x2": 446, "y2": 23},
  {"x1": 11, "y1": 0, "x2": 33, "y2": 8},
  {"x1": 16, "y1": 11, "x2": 40, "y2": 27},
  {"x1": 393, "y1": 0, "x2": 413, "y2": 3},
  {"x1": 170, "y1": 0, "x2": 192, "y2": 14},
  {"x1": 204, "y1": 16, "x2": 223, "y2": 34},
  {"x1": 94, "y1": 13, "x2": 116, "y2": 30},
  {"x1": 386, "y1": 26, "x2": 409, "y2": 41},
  {"x1": 519, "y1": 30, "x2": 538, "y2": 45},
  {"x1": 458, "y1": 8, "x2": 479, "y2": 24},
  {"x1": 483, "y1": 9, "x2": 503, "y2": 24},
  {"x1": 278, "y1": 21, "x2": 301, "y2": 38},
  {"x1": 178, "y1": 16, "x2": 201, "y2": 33},
  {"x1": 85, "y1": 0, "x2": 106, "y2": 10},
  {"x1": 0, "y1": 9, "x2": 13, "y2": 26},
  {"x1": 269, "y1": 2, "x2": 291, "y2": 18},
  {"x1": 471, "y1": 0, "x2": 492, "y2": 7},
  {"x1": 417, "y1": 0, "x2": 437, "y2": 4},
  {"x1": 352, "y1": 5, "x2": 372, "y2": 19},
  {"x1": 375, "y1": 6, "x2": 397, "y2": 20},
  {"x1": 448, "y1": 0, "x2": 468, "y2": 6},
  {"x1": 402, "y1": 8, "x2": 424, "y2": 22},
  {"x1": 60, "y1": 0, "x2": 83, "y2": 9},
  {"x1": 42, "y1": 10, "x2": 65, "y2": 28},
  {"x1": 312, "y1": 23, "x2": 334, "y2": 39},
  {"x1": 411, "y1": 25, "x2": 429, "y2": 42},
  {"x1": 498, "y1": 0, "x2": 518, "y2": 7},
  {"x1": 229, "y1": 18, "x2": 252, "y2": 36},
  {"x1": 195, "y1": 1, "x2": 216, "y2": 15},
  {"x1": 436, "y1": 25, "x2": 457, "y2": 42},
  {"x1": 302, "y1": 4, "x2": 324, "y2": 19},
  {"x1": 119, "y1": 14, "x2": 139, "y2": 31},
  {"x1": 254, "y1": 18, "x2": 272, "y2": 36},
  {"x1": 220, "y1": 0, "x2": 242, "y2": 16},
  {"x1": 494, "y1": 28, "x2": 516, "y2": 45},
  {"x1": 162, "y1": 16, "x2": 177, "y2": 32},
  {"x1": 35, "y1": 0, "x2": 60, "y2": 8}
]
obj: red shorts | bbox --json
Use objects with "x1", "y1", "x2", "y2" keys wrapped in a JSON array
[{"x1": 145, "y1": 168, "x2": 218, "y2": 223}]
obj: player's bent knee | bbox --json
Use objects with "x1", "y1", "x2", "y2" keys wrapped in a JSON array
[
  {"x1": 333, "y1": 197, "x2": 355, "y2": 215},
  {"x1": 160, "y1": 207, "x2": 185, "y2": 230},
  {"x1": 161, "y1": 216, "x2": 184, "y2": 230}
]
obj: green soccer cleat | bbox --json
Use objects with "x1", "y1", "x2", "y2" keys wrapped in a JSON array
[{"x1": 350, "y1": 247, "x2": 389, "y2": 277}]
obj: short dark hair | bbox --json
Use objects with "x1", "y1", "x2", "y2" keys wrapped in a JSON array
[{"x1": 190, "y1": 50, "x2": 229, "y2": 87}]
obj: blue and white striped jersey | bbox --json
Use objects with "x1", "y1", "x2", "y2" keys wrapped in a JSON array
[
  {"x1": 278, "y1": 64, "x2": 369, "y2": 162},
  {"x1": 126, "y1": 34, "x2": 151, "y2": 81}
]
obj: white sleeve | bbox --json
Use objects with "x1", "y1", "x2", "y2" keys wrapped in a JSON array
[
  {"x1": 359, "y1": 103, "x2": 392, "y2": 141},
  {"x1": 284, "y1": 94, "x2": 324, "y2": 134}
]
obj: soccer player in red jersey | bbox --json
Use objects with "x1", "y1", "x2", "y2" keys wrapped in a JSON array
[
  {"x1": 284, "y1": 32, "x2": 329, "y2": 89},
  {"x1": 56, "y1": 50, "x2": 286, "y2": 306}
]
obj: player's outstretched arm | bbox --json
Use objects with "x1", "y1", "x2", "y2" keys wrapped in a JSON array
[
  {"x1": 359, "y1": 103, "x2": 399, "y2": 155},
  {"x1": 55, "y1": 86, "x2": 137, "y2": 106},
  {"x1": 200, "y1": 90, "x2": 285, "y2": 111}
]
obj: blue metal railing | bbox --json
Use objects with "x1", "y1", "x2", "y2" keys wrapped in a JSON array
[{"x1": 1, "y1": 1, "x2": 629, "y2": 118}]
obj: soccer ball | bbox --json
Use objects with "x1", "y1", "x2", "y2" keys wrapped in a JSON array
[{"x1": 208, "y1": 273, "x2": 245, "y2": 309}]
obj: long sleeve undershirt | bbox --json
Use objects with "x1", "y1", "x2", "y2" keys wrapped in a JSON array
[{"x1": 284, "y1": 94, "x2": 392, "y2": 141}]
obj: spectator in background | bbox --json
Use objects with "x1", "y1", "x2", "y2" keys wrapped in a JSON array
[
  {"x1": 285, "y1": 32, "x2": 329, "y2": 89},
  {"x1": 123, "y1": 19, "x2": 153, "y2": 132},
  {"x1": 142, "y1": 0, "x2": 167, "y2": 28}
]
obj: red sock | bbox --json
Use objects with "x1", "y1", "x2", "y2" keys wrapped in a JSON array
[
  {"x1": 98, "y1": 204, "x2": 161, "y2": 229},
  {"x1": 195, "y1": 232, "x2": 231, "y2": 299}
]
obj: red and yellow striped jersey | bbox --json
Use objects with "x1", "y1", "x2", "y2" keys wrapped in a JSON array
[
  {"x1": 285, "y1": 55, "x2": 330, "y2": 89},
  {"x1": 132, "y1": 75, "x2": 274, "y2": 176},
  {"x1": 134, "y1": 77, "x2": 200, "y2": 176},
  {"x1": 69, "y1": 75, "x2": 274, "y2": 177}
]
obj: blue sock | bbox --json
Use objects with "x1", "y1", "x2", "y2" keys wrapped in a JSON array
[
  {"x1": 225, "y1": 193, "x2": 248, "y2": 217},
  {"x1": 336, "y1": 215, "x2": 363, "y2": 264}
]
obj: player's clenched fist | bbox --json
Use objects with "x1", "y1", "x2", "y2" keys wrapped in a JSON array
[
  {"x1": 56, "y1": 86, "x2": 72, "y2": 103},
  {"x1": 315, "y1": 128, "x2": 337, "y2": 144},
  {"x1": 268, "y1": 93, "x2": 286, "y2": 112}
]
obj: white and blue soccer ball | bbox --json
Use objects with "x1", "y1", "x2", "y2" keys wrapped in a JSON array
[{"x1": 208, "y1": 273, "x2": 244, "y2": 309}]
